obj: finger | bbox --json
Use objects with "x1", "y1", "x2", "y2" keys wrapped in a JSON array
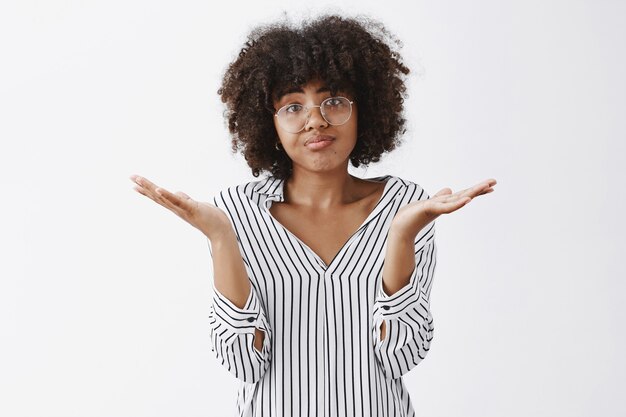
[
  {"x1": 457, "y1": 182, "x2": 493, "y2": 199},
  {"x1": 133, "y1": 185, "x2": 155, "y2": 201},
  {"x1": 437, "y1": 179, "x2": 496, "y2": 203},
  {"x1": 130, "y1": 175, "x2": 165, "y2": 203},
  {"x1": 133, "y1": 183, "x2": 180, "y2": 214},
  {"x1": 175, "y1": 191, "x2": 192, "y2": 200},
  {"x1": 473, "y1": 182, "x2": 492, "y2": 193},
  {"x1": 447, "y1": 184, "x2": 479, "y2": 200},
  {"x1": 130, "y1": 175, "x2": 158, "y2": 197},
  {"x1": 440, "y1": 194, "x2": 461, "y2": 204},
  {"x1": 131, "y1": 176, "x2": 186, "y2": 215},
  {"x1": 437, "y1": 196, "x2": 472, "y2": 213},
  {"x1": 131, "y1": 175, "x2": 158, "y2": 193},
  {"x1": 433, "y1": 187, "x2": 453, "y2": 198},
  {"x1": 475, "y1": 179, "x2": 497, "y2": 188},
  {"x1": 135, "y1": 176, "x2": 190, "y2": 208},
  {"x1": 132, "y1": 182, "x2": 163, "y2": 206},
  {"x1": 441, "y1": 190, "x2": 476, "y2": 204},
  {"x1": 477, "y1": 180, "x2": 497, "y2": 193},
  {"x1": 155, "y1": 187, "x2": 194, "y2": 213}
]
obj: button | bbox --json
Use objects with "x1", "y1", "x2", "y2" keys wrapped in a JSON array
[
  {"x1": 247, "y1": 317, "x2": 255, "y2": 322},
  {"x1": 383, "y1": 305, "x2": 390, "y2": 310}
]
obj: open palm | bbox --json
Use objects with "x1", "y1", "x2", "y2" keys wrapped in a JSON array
[
  {"x1": 392, "y1": 178, "x2": 497, "y2": 237},
  {"x1": 129, "y1": 174, "x2": 232, "y2": 241}
]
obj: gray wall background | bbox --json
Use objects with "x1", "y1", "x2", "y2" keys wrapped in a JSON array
[{"x1": 1, "y1": 0, "x2": 624, "y2": 416}]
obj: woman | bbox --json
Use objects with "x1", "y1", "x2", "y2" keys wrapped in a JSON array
[{"x1": 130, "y1": 14, "x2": 496, "y2": 417}]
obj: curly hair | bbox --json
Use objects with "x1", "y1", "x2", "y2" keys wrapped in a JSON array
[{"x1": 217, "y1": 13, "x2": 411, "y2": 180}]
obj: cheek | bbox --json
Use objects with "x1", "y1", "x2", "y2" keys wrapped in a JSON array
[
  {"x1": 275, "y1": 129, "x2": 298, "y2": 149},
  {"x1": 273, "y1": 120, "x2": 290, "y2": 144},
  {"x1": 349, "y1": 107, "x2": 358, "y2": 131},
  {"x1": 273, "y1": 118, "x2": 281, "y2": 136},
  {"x1": 347, "y1": 115, "x2": 358, "y2": 140}
]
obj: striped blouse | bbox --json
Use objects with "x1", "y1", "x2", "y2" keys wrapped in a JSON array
[{"x1": 207, "y1": 174, "x2": 437, "y2": 417}]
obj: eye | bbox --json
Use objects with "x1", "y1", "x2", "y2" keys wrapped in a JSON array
[
  {"x1": 285, "y1": 104, "x2": 303, "y2": 113},
  {"x1": 325, "y1": 97, "x2": 342, "y2": 106}
]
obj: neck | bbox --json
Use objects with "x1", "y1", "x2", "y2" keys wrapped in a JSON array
[{"x1": 284, "y1": 166, "x2": 359, "y2": 209}]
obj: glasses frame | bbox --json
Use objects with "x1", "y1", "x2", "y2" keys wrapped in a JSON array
[{"x1": 274, "y1": 96, "x2": 355, "y2": 133}]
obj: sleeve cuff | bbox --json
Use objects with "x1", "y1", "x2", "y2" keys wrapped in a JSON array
[
  {"x1": 373, "y1": 265, "x2": 429, "y2": 321},
  {"x1": 210, "y1": 283, "x2": 264, "y2": 335}
]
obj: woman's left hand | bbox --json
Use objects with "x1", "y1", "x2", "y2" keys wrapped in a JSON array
[{"x1": 390, "y1": 178, "x2": 497, "y2": 239}]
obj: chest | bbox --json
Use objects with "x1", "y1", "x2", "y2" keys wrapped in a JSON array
[{"x1": 268, "y1": 203, "x2": 374, "y2": 267}]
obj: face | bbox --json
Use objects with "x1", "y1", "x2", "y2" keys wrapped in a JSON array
[{"x1": 272, "y1": 78, "x2": 358, "y2": 175}]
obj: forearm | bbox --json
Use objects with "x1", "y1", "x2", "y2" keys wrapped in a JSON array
[
  {"x1": 382, "y1": 208, "x2": 433, "y2": 295},
  {"x1": 209, "y1": 228, "x2": 251, "y2": 309},
  {"x1": 381, "y1": 228, "x2": 417, "y2": 296},
  {"x1": 377, "y1": 219, "x2": 436, "y2": 347}
]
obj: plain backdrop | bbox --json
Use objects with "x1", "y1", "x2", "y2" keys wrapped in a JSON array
[{"x1": 1, "y1": 1, "x2": 624, "y2": 416}]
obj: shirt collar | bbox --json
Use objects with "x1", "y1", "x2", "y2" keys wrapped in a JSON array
[
  {"x1": 254, "y1": 174, "x2": 399, "y2": 205},
  {"x1": 254, "y1": 176, "x2": 285, "y2": 202}
]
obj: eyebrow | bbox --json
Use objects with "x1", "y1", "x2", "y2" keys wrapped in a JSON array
[{"x1": 281, "y1": 85, "x2": 331, "y2": 96}]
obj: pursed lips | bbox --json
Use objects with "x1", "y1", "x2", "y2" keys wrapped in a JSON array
[{"x1": 304, "y1": 134, "x2": 335, "y2": 146}]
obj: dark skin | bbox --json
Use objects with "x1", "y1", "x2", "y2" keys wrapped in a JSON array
[
  {"x1": 268, "y1": 78, "x2": 382, "y2": 267},
  {"x1": 268, "y1": 178, "x2": 387, "y2": 267},
  {"x1": 130, "y1": 78, "x2": 497, "y2": 348},
  {"x1": 130, "y1": 174, "x2": 495, "y2": 346},
  {"x1": 379, "y1": 181, "x2": 495, "y2": 339}
]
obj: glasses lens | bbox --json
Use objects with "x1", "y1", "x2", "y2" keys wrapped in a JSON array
[
  {"x1": 276, "y1": 97, "x2": 352, "y2": 133},
  {"x1": 277, "y1": 104, "x2": 306, "y2": 133},
  {"x1": 321, "y1": 97, "x2": 352, "y2": 125}
]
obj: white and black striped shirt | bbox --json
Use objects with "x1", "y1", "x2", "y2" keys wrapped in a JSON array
[{"x1": 207, "y1": 174, "x2": 437, "y2": 417}]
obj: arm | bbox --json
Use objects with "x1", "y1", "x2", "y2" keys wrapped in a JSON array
[
  {"x1": 371, "y1": 177, "x2": 496, "y2": 380},
  {"x1": 207, "y1": 211, "x2": 272, "y2": 384},
  {"x1": 372, "y1": 221, "x2": 436, "y2": 381},
  {"x1": 128, "y1": 176, "x2": 272, "y2": 382}
]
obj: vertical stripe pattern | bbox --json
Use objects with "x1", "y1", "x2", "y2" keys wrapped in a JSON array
[{"x1": 207, "y1": 175, "x2": 437, "y2": 417}]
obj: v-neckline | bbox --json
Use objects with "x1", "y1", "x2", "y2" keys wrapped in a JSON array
[{"x1": 262, "y1": 175, "x2": 398, "y2": 271}]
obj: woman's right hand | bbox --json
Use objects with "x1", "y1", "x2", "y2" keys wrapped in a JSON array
[{"x1": 129, "y1": 174, "x2": 232, "y2": 242}]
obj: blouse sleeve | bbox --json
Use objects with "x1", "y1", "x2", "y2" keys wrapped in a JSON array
[
  {"x1": 208, "y1": 280, "x2": 272, "y2": 384},
  {"x1": 372, "y1": 221, "x2": 437, "y2": 381},
  {"x1": 206, "y1": 193, "x2": 273, "y2": 384}
]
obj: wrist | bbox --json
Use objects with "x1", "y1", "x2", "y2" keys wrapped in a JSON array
[
  {"x1": 387, "y1": 224, "x2": 416, "y2": 245},
  {"x1": 389, "y1": 217, "x2": 427, "y2": 243},
  {"x1": 206, "y1": 223, "x2": 236, "y2": 245},
  {"x1": 390, "y1": 208, "x2": 434, "y2": 242}
]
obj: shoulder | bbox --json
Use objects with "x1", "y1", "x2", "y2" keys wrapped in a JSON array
[
  {"x1": 388, "y1": 175, "x2": 437, "y2": 249},
  {"x1": 210, "y1": 176, "x2": 277, "y2": 208},
  {"x1": 389, "y1": 175, "x2": 432, "y2": 203}
]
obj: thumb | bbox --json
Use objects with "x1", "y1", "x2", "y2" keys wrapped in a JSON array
[
  {"x1": 433, "y1": 187, "x2": 452, "y2": 198},
  {"x1": 175, "y1": 191, "x2": 192, "y2": 200}
]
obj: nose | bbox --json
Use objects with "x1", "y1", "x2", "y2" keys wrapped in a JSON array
[{"x1": 304, "y1": 105, "x2": 328, "y2": 131}]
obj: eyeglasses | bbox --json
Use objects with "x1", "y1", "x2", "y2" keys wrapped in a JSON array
[{"x1": 274, "y1": 96, "x2": 354, "y2": 134}]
